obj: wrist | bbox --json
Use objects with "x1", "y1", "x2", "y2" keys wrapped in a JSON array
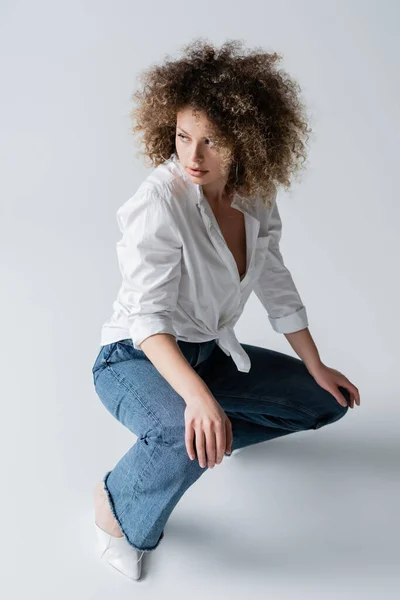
[
  {"x1": 305, "y1": 359, "x2": 324, "y2": 376},
  {"x1": 181, "y1": 379, "x2": 214, "y2": 406}
]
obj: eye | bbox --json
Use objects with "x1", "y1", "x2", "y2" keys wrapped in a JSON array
[{"x1": 177, "y1": 133, "x2": 216, "y2": 148}]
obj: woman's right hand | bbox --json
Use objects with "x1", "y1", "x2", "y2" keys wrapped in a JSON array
[{"x1": 184, "y1": 394, "x2": 233, "y2": 468}]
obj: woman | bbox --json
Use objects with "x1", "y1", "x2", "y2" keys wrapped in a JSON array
[{"x1": 92, "y1": 39, "x2": 360, "y2": 581}]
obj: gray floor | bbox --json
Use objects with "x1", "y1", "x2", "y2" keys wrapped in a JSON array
[{"x1": 6, "y1": 408, "x2": 399, "y2": 599}]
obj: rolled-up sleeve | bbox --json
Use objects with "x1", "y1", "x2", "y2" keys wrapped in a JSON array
[
  {"x1": 253, "y1": 196, "x2": 309, "y2": 334},
  {"x1": 115, "y1": 185, "x2": 182, "y2": 349}
]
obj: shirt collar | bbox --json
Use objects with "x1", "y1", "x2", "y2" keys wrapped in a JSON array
[{"x1": 169, "y1": 152, "x2": 260, "y2": 221}]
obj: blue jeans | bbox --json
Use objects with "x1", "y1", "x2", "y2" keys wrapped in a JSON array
[{"x1": 91, "y1": 338, "x2": 349, "y2": 552}]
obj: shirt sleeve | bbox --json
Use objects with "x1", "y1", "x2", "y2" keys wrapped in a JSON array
[
  {"x1": 252, "y1": 195, "x2": 309, "y2": 334},
  {"x1": 115, "y1": 185, "x2": 182, "y2": 349}
]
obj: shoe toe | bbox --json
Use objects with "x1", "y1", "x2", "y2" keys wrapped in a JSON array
[{"x1": 95, "y1": 523, "x2": 144, "y2": 581}]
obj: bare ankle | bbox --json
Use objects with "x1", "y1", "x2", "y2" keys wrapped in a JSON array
[{"x1": 94, "y1": 482, "x2": 124, "y2": 538}]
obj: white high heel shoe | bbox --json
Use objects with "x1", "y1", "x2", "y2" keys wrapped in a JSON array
[{"x1": 95, "y1": 522, "x2": 145, "y2": 581}]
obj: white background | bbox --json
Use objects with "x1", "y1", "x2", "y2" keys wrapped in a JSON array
[{"x1": 1, "y1": 0, "x2": 399, "y2": 597}]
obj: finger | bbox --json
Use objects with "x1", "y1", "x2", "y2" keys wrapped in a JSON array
[
  {"x1": 225, "y1": 418, "x2": 233, "y2": 454},
  {"x1": 215, "y1": 420, "x2": 226, "y2": 464},
  {"x1": 332, "y1": 386, "x2": 348, "y2": 408},
  {"x1": 340, "y1": 380, "x2": 360, "y2": 407},
  {"x1": 343, "y1": 389, "x2": 354, "y2": 409},
  {"x1": 185, "y1": 423, "x2": 195, "y2": 460},
  {"x1": 205, "y1": 426, "x2": 216, "y2": 468},
  {"x1": 195, "y1": 427, "x2": 207, "y2": 468},
  {"x1": 353, "y1": 386, "x2": 360, "y2": 406}
]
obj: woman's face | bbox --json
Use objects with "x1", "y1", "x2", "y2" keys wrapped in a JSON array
[{"x1": 175, "y1": 106, "x2": 230, "y2": 188}]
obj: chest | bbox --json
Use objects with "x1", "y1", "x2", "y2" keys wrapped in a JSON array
[{"x1": 209, "y1": 205, "x2": 247, "y2": 281}]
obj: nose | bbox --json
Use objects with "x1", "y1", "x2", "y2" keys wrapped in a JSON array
[{"x1": 189, "y1": 143, "x2": 204, "y2": 164}]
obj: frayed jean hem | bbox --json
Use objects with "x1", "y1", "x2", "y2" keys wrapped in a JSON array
[{"x1": 102, "y1": 470, "x2": 165, "y2": 553}]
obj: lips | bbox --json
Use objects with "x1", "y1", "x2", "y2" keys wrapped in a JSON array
[{"x1": 187, "y1": 167, "x2": 208, "y2": 175}]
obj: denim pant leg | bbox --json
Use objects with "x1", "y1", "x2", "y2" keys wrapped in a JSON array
[
  {"x1": 195, "y1": 342, "x2": 350, "y2": 452},
  {"x1": 91, "y1": 338, "x2": 350, "y2": 553},
  {"x1": 91, "y1": 338, "x2": 217, "y2": 553}
]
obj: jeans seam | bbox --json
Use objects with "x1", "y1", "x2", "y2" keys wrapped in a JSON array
[
  {"x1": 212, "y1": 392, "x2": 320, "y2": 420},
  {"x1": 104, "y1": 362, "x2": 163, "y2": 429},
  {"x1": 92, "y1": 343, "x2": 115, "y2": 374}
]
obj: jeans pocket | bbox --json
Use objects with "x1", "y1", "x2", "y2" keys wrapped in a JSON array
[
  {"x1": 92, "y1": 343, "x2": 116, "y2": 386},
  {"x1": 105, "y1": 339, "x2": 145, "y2": 366}
]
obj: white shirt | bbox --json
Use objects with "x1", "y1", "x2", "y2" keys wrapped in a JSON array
[{"x1": 100, "y1": 153, "x2": 308, "y2": 372}]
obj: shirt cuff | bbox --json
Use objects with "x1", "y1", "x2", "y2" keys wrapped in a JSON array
[
  {"x1": 129, "y1": 315, "x2": 178, "y2": 350},
  {"x1": 268, "y1": 306, "x2": 309, "y2": 334}
]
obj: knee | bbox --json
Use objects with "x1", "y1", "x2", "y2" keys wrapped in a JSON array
[
  {"x1": 330, "y1": 401, "x2": 349, "y2": 424},
  {"x1": 314, "y1": 387, "x2": 350, "y2": 429},
  {"x1": 145, "y1": 423, "x2": 206, "y2": 479},
  {"x1": 334, "y1": 386, "x2": 351, "y2": 422},
  {"x1": 145, "y1": 423, "x2": 191, "y2": 457}
]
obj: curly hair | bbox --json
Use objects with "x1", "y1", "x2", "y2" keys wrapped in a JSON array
[{"x1": 130, "y1": 38, "x2": 313, "y2": 209}]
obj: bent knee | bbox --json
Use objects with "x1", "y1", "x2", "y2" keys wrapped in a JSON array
[
  {"x1": 330, "y1": 402, "x2": 349, "y2": 424},
  {"x1": 313, "y1": 388, "x2": 350, "y2": 429},
  {"x1": 143, "y1": 423, "x2": 189, "y2": 452}
]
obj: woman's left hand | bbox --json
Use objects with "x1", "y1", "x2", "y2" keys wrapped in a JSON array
[{"x1": 307, "y1": 363, "x2": 360, "y2": 409}]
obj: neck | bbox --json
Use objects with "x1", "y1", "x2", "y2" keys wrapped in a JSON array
[{"x1": 201, "y1": 184, "x2": 234, "y2": 209}]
